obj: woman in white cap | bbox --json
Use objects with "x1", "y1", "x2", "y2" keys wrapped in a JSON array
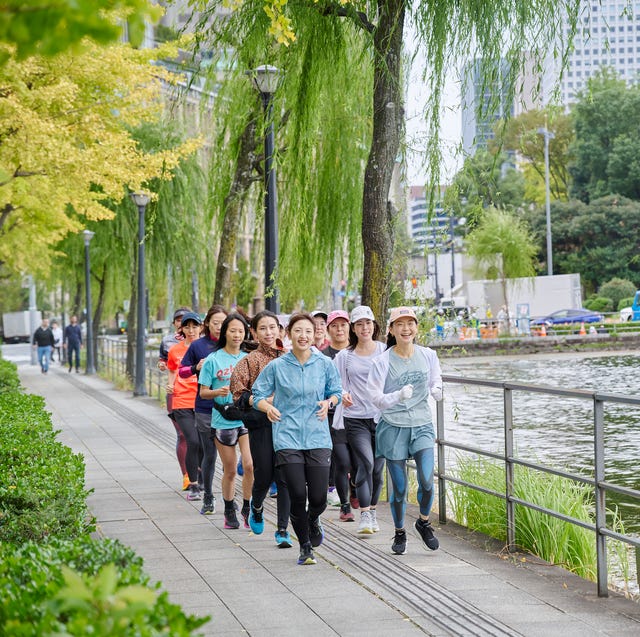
[
  {"x1": 333, "y1": 306, "x2": 386, "y2": 534},
  {"x1": 367, "y1": 306, "x2": 443, "y2": 556}
]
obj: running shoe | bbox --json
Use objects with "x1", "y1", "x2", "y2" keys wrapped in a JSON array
[
  {"x1": 241, "y1": 503, "x2": 251, "y2": 529},
  {"x1": 182, "y1": 474, "x2": 190, "y2": 491},
  {"x1": 339, "y1": 503, "x2": 354, "y2": 522},
  {"x1": 237, "y1": 459, "x2": 244, "y2": 476},
  {"x1": 326, "y1": 487, "x2": 340, "y2": 507},
  {"x1": 414, "y1": 518, "x2": 439, "y2": 551},
  {"x1": 391, "y1": 529, "x2": 407, "y2": 555},
  {"x1": 370, "y1": 509, "x2": 380, "y2": 532},
  {"x1": 309, "y1": 516, "x2": 324, "y2": 547},
  {"x1": 249, "y1": 501, "x2": 264, "y2": 534},
  {"x1": 268, "y1": 482, "x2": 278, "y2": 498},
  {"x1": 200, "y1": 496, "x2": 216, "y2": 515},
  {"x1": 357, "y1": 510, "x2": 374, "y2": 534},
  {"x1": 224, "y1": 508, "x2": 240, "y2": 529},
  {"x1": 349, "y1": 485, "x2": 360, "y2": 510},
  {"x1": 186, "y1": 484, "x2": 202, "y2": 501},
  {"x1": 297, "y1": 542, "x2": 316, "y2": 565},
  {"x1": 275, "y1": 529, "x2": 292, "y2": 548}
]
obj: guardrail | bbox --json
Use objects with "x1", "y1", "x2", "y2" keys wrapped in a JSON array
[
  {"x1": 96, "y1": 336, "x2": 166, "y2": 400},
  {"x1": 435, "y1": 374, "x2": 640, "y2": 597}
]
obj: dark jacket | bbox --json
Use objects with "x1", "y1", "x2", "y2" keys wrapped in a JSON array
[
  {"x1": 33, "y1": 326, "x2": 55, "y2": 347},
  {"x1": 64, "y1": 324, "x2": 82, "y2": 346}
]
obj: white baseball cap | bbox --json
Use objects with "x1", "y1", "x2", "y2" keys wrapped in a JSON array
[{"x1": 350, "y1": 305, "x2": 375, "y2": 324}]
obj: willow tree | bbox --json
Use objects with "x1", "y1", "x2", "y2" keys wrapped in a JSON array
[
  {"x1": 466, "y1": 207, "x2": 538, "y2": 331},
  {"x1": 192, "y1": 0, "x2": 577, "y2": 318}
]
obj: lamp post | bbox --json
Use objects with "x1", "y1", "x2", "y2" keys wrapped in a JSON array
[
  {"x1": 248, "y1": 65, "x2": 280, "y2": 314},
  {"x1": 131, "y1": 192, "x2": 149, "y2": 396},
  {"x1": 83, "y1": 230, "x2": 96, "y2": 374},
  {"x1": 537, "y1": 126, "x2": 555, "y2": 276}
]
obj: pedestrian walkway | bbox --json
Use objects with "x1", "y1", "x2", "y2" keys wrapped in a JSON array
[{"x1": 16, "y1": 363, "x2": 640, "y2": 636}]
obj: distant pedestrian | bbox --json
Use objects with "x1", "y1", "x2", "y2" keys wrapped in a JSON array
[
  {"x1": 32, "y1": 317, "x2": 54, "y2": 374},
  {"x1": 367, "y1": 306, "x2": 443, "y2": 556},
  {"x1": 51, "y1": 320, "x2": 63, "y2": 363},
  {"x1": 333, "y1": 306, "x2": 386, "y2": 535},
  {"x1": 158, "y1": 307, "x2": 190, "y2": 490},
  {"x1": 64, "y1": 315, "x2": 82, "y2": 373},
  {"x1": 252, "y1": 312, "x2": 342, "y2": 566},
  {"x1": 199, "y1": 313, "x2": 252, "y2": 530},
  {"x1": 311, "y1": 310, "x2": 330, "y2": 350}
]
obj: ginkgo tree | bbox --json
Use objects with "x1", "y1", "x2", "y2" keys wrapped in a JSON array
[{"x1": 0, "y1": 38, "x2": 201, "y2": 274}]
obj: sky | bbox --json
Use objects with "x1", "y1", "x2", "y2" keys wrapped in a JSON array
[{"x1": 404, "y1": 33, "x2": 465, "y2": 188}]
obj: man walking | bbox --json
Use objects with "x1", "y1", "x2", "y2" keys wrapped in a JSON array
[
  {"x1": 32, "y1": 318, "x2": 55, "y2": 374},
  {"x1": 64, "y1": 315, "x2": 83, "y2": 373}
]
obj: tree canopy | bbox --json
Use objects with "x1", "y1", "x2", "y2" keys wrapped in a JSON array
[
  {"x1": 570, "y1": 69, "x2": 640, "y2": 202},
  {"x1": 0, "y1": 39, "x2": 201, "y2": 273}
]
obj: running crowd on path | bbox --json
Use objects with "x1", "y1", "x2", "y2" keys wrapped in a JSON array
[{"x1": 158, "y1": 304, "x2": 443, "y2": 566}]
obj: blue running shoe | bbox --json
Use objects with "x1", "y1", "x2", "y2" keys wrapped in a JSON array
[
  {"x1": 237, "y1": 459, "x2": 244, "y2": 476},
  {"x1": 268, "y1": 481, "x2": 278, "y2": 498},
  {"x1": 275, "y1": 528, "x2": 292, "y2": 548},
  {"x1": 249, "y1": 500, "x2": 264, "y2": 534},
  {"x1": 297, "y1": 542, "x2": 316, "y2": 565}
]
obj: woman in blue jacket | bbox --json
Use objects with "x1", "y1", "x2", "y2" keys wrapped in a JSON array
[{"x1": 252, "y1": 312, "x2": 342, "y2": 566}]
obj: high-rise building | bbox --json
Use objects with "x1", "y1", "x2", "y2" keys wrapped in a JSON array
[{"x1": 554, "y1": 1, "x2": 640, "y2": 104}]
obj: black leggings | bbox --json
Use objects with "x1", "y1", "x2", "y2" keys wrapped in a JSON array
[
  {"x1": 330, "y1": 427, "x2": 352, "y2": 505},
  {"x1": 249, "y1": 425, "x2": 290, "y2": 530},
  {"x1": 172, "y1": 408, "x2": 201, "y2": 483},
  {"x1": 279, "y1": 461, "x2": 329, "y2": 546},
  {"x1": 345, "y1": 417, "x2": 385, "y2": 509}
]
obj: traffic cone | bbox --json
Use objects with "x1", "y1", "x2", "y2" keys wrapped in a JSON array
[
  {"x1": 540, "y1": 324, "x2": 547, "y2": 337},
  {"x1": 579, "y1": 322, "x2": 586, "y2": 336}
]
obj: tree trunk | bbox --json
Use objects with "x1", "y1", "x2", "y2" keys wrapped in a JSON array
[
  {"x1": 361, "y1": 0, "x2": 406, "y2": 323},
  {"x1": 213, "y1": 114, "x2": 259, "y2": 307},
  {"x1": 93, "y1": 264, "x2": 107, "y2": 371}
]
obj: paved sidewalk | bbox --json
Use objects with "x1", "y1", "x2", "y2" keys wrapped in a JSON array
[{"x1": 17, "y1": 363, "x2": 640, "y2": 637}]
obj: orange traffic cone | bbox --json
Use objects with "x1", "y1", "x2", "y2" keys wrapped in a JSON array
[
  {"x1": 579, "y1": 322, "x2": 586, "y2": 336},
  {"x1": 540, "y1": 324, "x2": 547, "y2": 337}
]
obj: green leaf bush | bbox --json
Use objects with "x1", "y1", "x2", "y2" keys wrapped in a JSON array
[
  {"x1": 0, "y1": 356, "x2": 209, "y2": 635},
  {"x1": 584, "y1": 295, "x2": 614, "y2": 312}
]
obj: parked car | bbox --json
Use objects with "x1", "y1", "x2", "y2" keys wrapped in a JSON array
[{"x1": 530, "y1": 308, "x2": 604, "y2": 327}]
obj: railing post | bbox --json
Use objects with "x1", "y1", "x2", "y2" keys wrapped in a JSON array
[
  {"x1": 594, "y1": 398, "x2": 608, "y2": 597},
  {"x1": 436, "y1": 397, "x2": 447, "y2": 524},
  {"x1": 504, "y1": 387, "x2": 515, "y2": 552}
]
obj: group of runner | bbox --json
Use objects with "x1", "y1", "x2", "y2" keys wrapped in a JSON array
[{"x1": 158, "y1": 304, "x2": 443, "y2": 566}]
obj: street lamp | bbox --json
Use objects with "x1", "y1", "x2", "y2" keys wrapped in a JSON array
[
  {"x1": 248, "y1": 64, "x2": 280, "y2": 313},
  {"x1": 83, "y1": 230, "x2": 96, "y2": 374},
  {"x1": 130, "y1": 191, "x2": 149, "y2": 396},
  {"x1": 537, "y1": 127, "x2": 555, "y2": 276}
]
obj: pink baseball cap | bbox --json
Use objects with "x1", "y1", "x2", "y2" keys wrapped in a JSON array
[
  {"x1": 326, "y1": 310, "x2": 350, "y2": 326},
  {"x1": 388, "y1": 306, "x2": 418, "y2": 325}
]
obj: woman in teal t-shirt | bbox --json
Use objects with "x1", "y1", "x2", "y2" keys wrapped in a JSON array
[{"x1": 199, "y1": 313, "x2": 251, "y2": 530}]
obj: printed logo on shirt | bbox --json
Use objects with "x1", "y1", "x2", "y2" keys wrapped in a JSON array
[{"x1": 216, "y1": 364, "x2": 235, "y2": 381}]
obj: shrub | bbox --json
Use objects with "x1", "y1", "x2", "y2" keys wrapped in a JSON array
[
  {"x1": 0, "y1": 390, "x2": 92, "y2": 543},
  {"x1": 617, "y1": 296, "x2": 635, "y2": 311},
  {"x1": 584, "y1": 295, "x2": 613, "y2": 312},
  {"x1": 0, "y1": 537, "x2": 208, "y2": 635},
  {"x1": 598, "y1": 278, "x2": 636, "y2": 310},
  {"x1": 0, "y1": 357, "x2": 20, "y2": 393}
]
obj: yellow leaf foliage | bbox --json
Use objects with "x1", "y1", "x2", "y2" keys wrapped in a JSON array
[{"x1": 0, "y1": 40, "x2": 201, "y2": 273}]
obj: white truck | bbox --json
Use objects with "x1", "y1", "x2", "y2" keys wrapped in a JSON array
[{"x1": 2, "y1": 311, "x2": 42, "y2": 343}]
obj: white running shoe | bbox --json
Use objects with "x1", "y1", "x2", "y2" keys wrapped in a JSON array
[
  {"x1": 326, "y1": 487, "x2": 341, "y2": 507},
  {"x1": 357, "y1": 510, "x2": 374, "y2": 534},
  {"x1": 370, "y1": 509, "x2": 380, "y2": 532}
]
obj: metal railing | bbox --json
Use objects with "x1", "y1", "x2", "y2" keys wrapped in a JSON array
[
  {"x1": 96, "y1": 336, "x2": 166, "y2": 400},
  {"x1": 435, "y1": 374, "x2": 640, "y2": 597}
]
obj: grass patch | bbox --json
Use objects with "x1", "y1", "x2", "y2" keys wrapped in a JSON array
[{"x1": 448, "y1": 455, "x2": 630, "y2": 586}]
